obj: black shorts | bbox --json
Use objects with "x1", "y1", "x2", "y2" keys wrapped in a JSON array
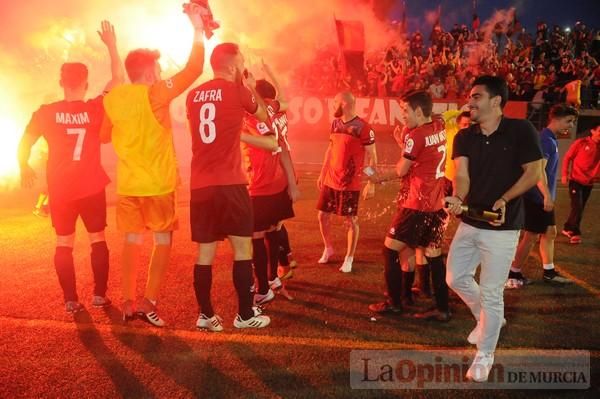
[
  {"x1": 190, "y1": 185, "x2": 253, "y2": 243},
  {"x1": 387, "y1": 207, "x2": 448, "y2": 249},
  {"x1": 523, "y1": 197, "x2": 555, "y2": 234},
  {"x1": 316, "y1": 185, "x2": 360, "y2": 216},
  {"x1": 50, "y1": 190, "x2": 107, "y2": 236},
  {"x1": 252, "y1": 188, "x2": 295, "y2": 232}
]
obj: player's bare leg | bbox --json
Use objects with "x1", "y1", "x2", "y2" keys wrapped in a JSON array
[
  {"x1": 340, "y1": 216, "x2": 359, "y2": 273},
  {"x1": 506, "y1": 231, "x2": 536, "y2": 288},
  {"x1": 540, "y1": 226, "x2": 571, "y2": 283},
  {"x1": 317, "y1": 211, "x2": 334, "y2": 263}
]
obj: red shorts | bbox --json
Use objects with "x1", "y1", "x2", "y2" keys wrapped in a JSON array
[{"x1": 50, "y1": 190, "x2": 107, "y2": 236}]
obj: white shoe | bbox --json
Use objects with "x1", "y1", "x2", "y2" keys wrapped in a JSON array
[
  {"x1": 318, "y1": 247, "x2": 334, "y2": 264},
  {"x1": 269, "y1": 277, "x2": 282, "y2": 290},
  {"x1": 233, "y1": 314, "x2": 271, "y2": 329},
  {"x1": 196, "y1": 313, "x2": 224, "y2": 332},
  {"x1": 254, "y1": 289, "x2": 275, "y2": 306},
  {"x1": 467, "y1": 318, "x2": 507, "y2": 345},
  {"x1": 339, "y1": 256, "x2": 353, "y2": 273},
  {"x1": 466, "y1": 351, "x2": 495, "y2": 382}
]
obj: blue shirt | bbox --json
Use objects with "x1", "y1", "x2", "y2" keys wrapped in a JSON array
[{"x1": 524, "y1": 128, "x2": 559, "y2": 203}]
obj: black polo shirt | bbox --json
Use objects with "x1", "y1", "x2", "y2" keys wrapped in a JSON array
[{"x1": 452, "y1": 117, "x2": 542, "y2": 230}]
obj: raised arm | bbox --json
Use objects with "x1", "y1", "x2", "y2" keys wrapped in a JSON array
[
  {"x1": 244, "y1": 71, "x2": 268, "y2": 122},
  {"x1": 261, "y1": 60, "x2": 288, "y2": 112},
  {"x1": 98, "y1": 21, "x2": 125, "y2": 93},
  {"x1": 151, "y1": 3, "x2": 206, "y2": 103}
]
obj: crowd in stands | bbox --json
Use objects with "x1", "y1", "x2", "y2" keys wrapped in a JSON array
[{"x1": 295, "y1": 19, "x2": 600, "y2": 109}]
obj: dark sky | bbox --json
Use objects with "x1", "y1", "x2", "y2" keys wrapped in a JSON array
[{"x1": 389, "y1": 0, "x2": 600, "y2": 33}]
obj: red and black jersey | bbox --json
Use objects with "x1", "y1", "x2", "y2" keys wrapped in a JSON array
[
  {"x1": 322, "y1": 116, "x2": 375, "y2": 191},
  {"x1": 24, "y1": 97, "x2": 110, "y2": 202},
  {"x1": 186, "y1": 79, "x2": 258, "y2": 189},
  {"x1": 266, "y1": 99, "x2": 291, "y2": 152},
  {"x1": 402, "y1": 118, "x2": 447, "y2": 212},
  {"x1": 242, "y1": 112, "x2": 287, "y2": 196}
]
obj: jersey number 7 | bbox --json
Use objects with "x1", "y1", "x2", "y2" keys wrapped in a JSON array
[{"x1": 67, "y1": 128, "x2": 86, "y2": 161}]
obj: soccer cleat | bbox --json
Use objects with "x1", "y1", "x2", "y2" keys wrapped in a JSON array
[
  {"x1": 254, "y1": 289, "x2": 275, "y2": 306},
  {"x1": 233, "y1": 314, "x2": 271, "y2": 329},
  {"x1": 91, "y1": 296, "x2": 112, "y2": 308},
  {"x1": 196, "y1": 313, "x2": 224, "y2": 332},
  {"x1": 466, "y1": 351, "x2": 495, "y2": 382},
  {"x1": 368, "y1": 300, "x2": 402, "y2": 314},
  {"x1": 569, "y1": 235, "x2": 582, "y2": 244},
  {"x1": 65, "y1": 301, "x2": 84, "y2": 314},
  {"x1": 269, "y1": 277, "x2": 282, "y2": 291},
  {"x1": 543, "y1": 270, "x2": 573, "y2": 284},
  {"x1": 318, "y1": 247, "x2": 334, "y2": 264},
  {"x1": 136, "y1": 299, "x2": 165, "y2": 327},
  {"x1": 468, "y1": 318, "x2": 507, "y2": 345},
  {"x1": 339, "y1": 257, "x2": 353, "y2": 273}
]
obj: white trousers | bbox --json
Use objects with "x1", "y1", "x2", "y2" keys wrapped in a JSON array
[{"x1": 446, "y1": 222, "x2": 519, "y2": 353}]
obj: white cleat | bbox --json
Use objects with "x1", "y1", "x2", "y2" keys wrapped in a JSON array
[
  {"x1": 318, "y1": 247, "x2": 334, "y2": 264},
  {"x1": 196, "y1": 313, "x2": 224, "y2": 332},
  {"x1": 233, "y1": 314, "x2": 271, "y2": 329}
]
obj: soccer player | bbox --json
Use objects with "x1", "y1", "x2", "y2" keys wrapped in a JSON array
[
  {"x1": 317, "y1": 91, "x2": 377, "y2": 273},
  {"x1": 368, "y1": 91, "x2": 450, "y2": 322},
  {"x1": 187, "y1": 43, "x2": 276, "y2": 331},
  {"x1": 258, "y1": 61, "x2": 300, "y2": 283},
  {"x1": 507, "y1": 104, "x2": 578, "y2": 288},
  {"x1": 18, "y1": 21, "x2": 124, "y2": 314},
  {"x1": 413, "y1": 110, "x2": 471, "y2": 298},
  {"x1": 243, "y1": 77, "x2": 298, "y2": 306},
  {"x1": 561, "y1": 122, "x2": 600, "y2": 244},
  {"x1": 445, "y1": 75, "x2": 542, "y2": 382},
  {"x1": 101, "y1": 3, "x2": 206, "y2": 326}
]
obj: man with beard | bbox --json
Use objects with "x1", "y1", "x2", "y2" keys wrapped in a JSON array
[
  {"x1": 187, "y1": 43, "x2": 276, "y2": 331},
  {"x1": 445, "y1": 75, "x2": 542, "y2": 382},
  {"x1": 316, "y1": 91, "x2": 377, "y2": 273}
]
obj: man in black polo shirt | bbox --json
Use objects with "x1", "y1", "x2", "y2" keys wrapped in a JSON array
[{"x1": 445, "y1": 75, "x2": 542, "y2": 382}]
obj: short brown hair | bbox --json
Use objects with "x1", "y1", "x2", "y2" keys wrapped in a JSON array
[
  {"x1": 549, "y1": 103, "x2": 579, "y2": 120},
  {"x1": 125, "y1": 49, "x2": 160, "y2": 82},
  {"x1": 401, "y1": 90, "x2": 433, "y2": 118},
  {"x1": 210, "y1": 43, "x2": 240, "y2": 72},
  {"x1": 60, "y1": 63, "x2": 88, "y2": 89}
]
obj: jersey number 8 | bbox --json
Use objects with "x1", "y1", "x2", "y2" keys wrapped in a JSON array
[{"x1": 199, "y1": 103, "x2": 216, "y2": 144}]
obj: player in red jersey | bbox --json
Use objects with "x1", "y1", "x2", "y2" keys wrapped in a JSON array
[
  {"x1": 18, "y1": 21, "x2": 124, "y2": 314},
  {"x1": 259, "y1": 63, "x2": 299, "y2": 282},
  {"x1": 244, "y1": 70, "x2": 300, "y2": 305},
  {"x1": 186, "y1": 43, "x2": 277, "y2": 331},
  {"x1": 317, "y1": 91, "x2": 377, "y2": 273},
  {"x1": 368, "y1": 90, "x2": 451, "y2": 321}
]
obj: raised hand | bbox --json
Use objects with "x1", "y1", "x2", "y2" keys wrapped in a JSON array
[
  {"x1": 182, "y1": 2, "x2": 206, "y2": 31},
  {"x1": 97, "y1": 20, "x2": 117, "y2": 48}
]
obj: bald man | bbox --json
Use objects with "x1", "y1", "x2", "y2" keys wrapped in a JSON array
[{"x1": 317, "y1": 91, "x2": 377, "y2": 273}]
